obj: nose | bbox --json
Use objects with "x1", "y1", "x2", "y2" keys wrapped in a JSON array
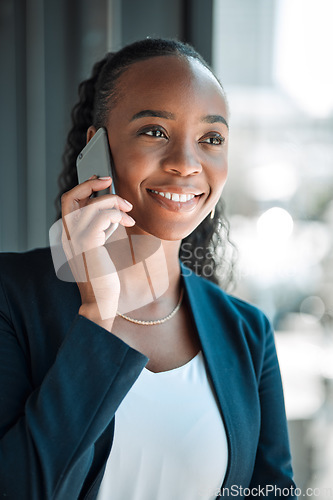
[{"x1": 161, "y1": 139, "x2": 202, "y2": 176}]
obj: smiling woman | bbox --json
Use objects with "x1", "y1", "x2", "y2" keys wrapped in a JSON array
[
  {"x1": 56, "y1": 41, "x2": 235, "y2": 288},
  {"x1": 0, "y1": 38, "x2": 297, "y2": 499}
]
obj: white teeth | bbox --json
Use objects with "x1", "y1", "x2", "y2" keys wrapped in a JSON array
[{"x1": 149, "y1": 190, "x2": 196, "y2": 202}]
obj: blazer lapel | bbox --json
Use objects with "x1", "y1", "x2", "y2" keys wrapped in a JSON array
[{"x1": 181, "y1": 263, "x2": 261, "y2": 490}]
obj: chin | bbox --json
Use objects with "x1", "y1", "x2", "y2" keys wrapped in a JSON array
[{"x1": 134, "y1": 218, "x2": 200, "y2": 242}]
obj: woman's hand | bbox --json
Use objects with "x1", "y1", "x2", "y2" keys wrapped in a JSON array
[{"x1": 60, "y1": 175, "x2": 135, "y2": 330}]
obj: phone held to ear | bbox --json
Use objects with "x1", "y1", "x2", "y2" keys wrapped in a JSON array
[
  {"x1": 50, "y1": 127, "x2": 169, "y2": 300},
  {"x1": 76, "y1": 127, "x2": 118, "y2": 237},
  {"x1": 76, "y1": 127, "x2": 116, "y2": 196}
]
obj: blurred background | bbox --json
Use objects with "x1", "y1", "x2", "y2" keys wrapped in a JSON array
[{"x1": 1, "y1": 0, "x2": 333, "y2": 496}]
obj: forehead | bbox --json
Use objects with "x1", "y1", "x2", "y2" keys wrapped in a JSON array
[{"x1": 111, "y1": 55, "x2": 228, "y2": 121}]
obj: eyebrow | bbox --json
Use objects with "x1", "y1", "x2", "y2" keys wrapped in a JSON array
[
  {"x1": 131, "y1": 110, "x2": 175, "y2": 121},
  {"x1": 130, "y1": 109, "x2": 229, "y2": 129},
  {"x1": 201, "y1": 114, "x2": 229, "y2": 129}
]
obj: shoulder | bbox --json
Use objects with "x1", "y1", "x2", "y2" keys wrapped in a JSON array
[
  {"x1": 181, "y1": 262, "x2": 272, "y2": 348},
  {"x1": 0, "y1": 247, "x2": 56, "y2": 290},
  {"x1": 0, "y1": 246, "x2": 78, "y2": 316},
  {"x1": 0, "y1": 247, "x2": 80, "y2": 362},
  {"x1": 181, "y1": 264, "x2": 274, "y2": 381},
  {"x1": 0, "y1": 246, "x2": 53, "y2": 272},
  {"x1": 182, "y1": 263, "x2": 270, "y2": 327}
]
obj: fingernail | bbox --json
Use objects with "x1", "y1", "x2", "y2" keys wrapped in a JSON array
[
  {"x1": 124, "y1": 199, "x2": 133, "y2": 208},
  {"x1": 98, "y1": 176, "x2": 111, "y2": 180},
  {"x1": 127, "y1": 215, "x2": 135, "y2": 223}
]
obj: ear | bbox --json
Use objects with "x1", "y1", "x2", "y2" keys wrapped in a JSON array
[{"x1": 86, "y1": 125, "x2": 97, "y2": 144}]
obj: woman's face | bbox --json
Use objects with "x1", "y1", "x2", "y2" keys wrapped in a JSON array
[{"x1": 105, "y1": 55, "x2": 229, "y2": 240}]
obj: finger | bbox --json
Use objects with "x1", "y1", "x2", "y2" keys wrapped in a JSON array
[
  {"x1": 63, "y1": 194, "x2": 133, "y2": 235},
  {"x1": 61, "y1": 177, "x2": 115, "y2": 215},
  {"x1": 70, "y1": 209, "x2": 135, "y2": 254},
  {"x1": 69, "y1": 194, "x2": 133, "y2": 229},
  {"x1": 88, "y1": 209, "x2": 135, "y2": 231},
  {"x1": 87, "y1": 193, "x2": 133, "y2": 212}
]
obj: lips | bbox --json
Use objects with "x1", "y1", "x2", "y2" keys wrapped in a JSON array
[{"x1": 147, "y1": 188, "x2": 202, "y2": 212}]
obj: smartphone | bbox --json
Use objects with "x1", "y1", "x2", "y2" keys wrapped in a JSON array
[{"x1": 76, "y1": 127, "x2": 116, "y2": 196}]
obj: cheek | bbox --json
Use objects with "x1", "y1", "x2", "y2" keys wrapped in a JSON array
[
  {"x1": 209, "y1": 155, "x2": 228, "y2": 193},
  {"x1": 112, "y1": 149, "x2": 145, "y2": 194}
]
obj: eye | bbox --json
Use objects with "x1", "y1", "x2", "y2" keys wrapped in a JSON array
[
  {"x1": 200, "y1": 134, "x2": 225, "y2": 146},
  {"x1": 139, "y1": 126, "x2": 168, "y2": 139}
]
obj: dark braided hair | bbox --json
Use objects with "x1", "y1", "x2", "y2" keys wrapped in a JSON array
[{"x1": 55, "y1": 38, "x2": 237, "y2": 290}]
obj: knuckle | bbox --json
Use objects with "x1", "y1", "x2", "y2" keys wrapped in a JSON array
[{"x1": 60, "y1": 192, "x2": 68, "y2": 205}]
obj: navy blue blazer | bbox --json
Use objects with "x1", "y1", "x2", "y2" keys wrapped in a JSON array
[{"x1": 0, "y1": 247, "x2": 296, "y2": 499}]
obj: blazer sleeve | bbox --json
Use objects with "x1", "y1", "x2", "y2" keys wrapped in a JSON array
[
  {"x1": 0, "y1": 272, "x2": 148, "y2": 499},
  {"x1": 248, "y1": 316, "x2": 297, "y2": 498}
]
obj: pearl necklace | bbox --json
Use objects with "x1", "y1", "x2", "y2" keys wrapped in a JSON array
[{"x1": 116, "y1": 288, "x2": 184, "y2": 326}]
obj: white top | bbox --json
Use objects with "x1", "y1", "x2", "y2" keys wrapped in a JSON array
[{"x1": 97, "y1": 351, "x2": 228, "y2": 500}]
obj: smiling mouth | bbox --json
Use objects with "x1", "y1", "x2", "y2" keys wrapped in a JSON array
[
  {"x1": 147, "y1": 189, "x2": 203, "y2": 212},
  {"x1": 148, "y1": 189, "x2": 196, "y2": 202}
]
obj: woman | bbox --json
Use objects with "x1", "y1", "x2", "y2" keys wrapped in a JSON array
[{"x1": 0, "y1": 38, "x2": 296, "y2": 499}]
